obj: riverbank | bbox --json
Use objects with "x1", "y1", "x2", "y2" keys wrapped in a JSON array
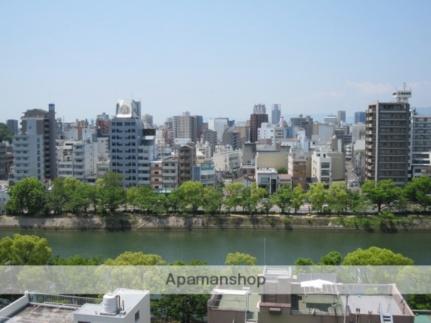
[{"x1": 1, "y1": 214, "x2": 431, "y2": 232}]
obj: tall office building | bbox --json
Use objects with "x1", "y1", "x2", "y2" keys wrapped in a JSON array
[
  {"x1": 172, "y1": 112, "x2": 202, "y2": 144},
  {"x1": 250, "y1": 104, "x2": 268, "y2": 142},
  {"x1": 208, "y1": 118, "x2": 229, "y2": 143},
  {"x1": 271, "y1": 104, "x2": 281, "y2": 125},
  {"x1": 110, "y1": 100, "x2": 154, "y2": 186},
  {"x1": 12, "y1": 104, "x2": 57, "y2": 181},
  {"x1": 411, "y1": 109, "x2": 431, "y2": 177},
  {"x1": 365, "y1": 89, "x2": 411, "y2": 184},
  {"x1": 290, "y1": 115, "x2": 313, "y2": 139},
  {"x1": 354, "y1": 111, "x2": 366, "y2": 124},
  {"x1": 337, "y1": 110, "x2": 346, "y2": 123},
  {"x1": 6, "y1": 119, "x2": 18, "y2": 136}
]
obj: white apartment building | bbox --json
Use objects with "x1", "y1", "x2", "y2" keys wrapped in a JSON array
[
  {"x1": 0, "y1": 289, "x2": 150, "y2": 323},
  {"x1": 212, "y1": 145, "x2": 242, "y2": 173},
  {"x1": 257, "y1": 122, "x2": 285, "y2": 143},
  {"x1": 312, "y1": 148, "x2": 345, "y2": 185}
]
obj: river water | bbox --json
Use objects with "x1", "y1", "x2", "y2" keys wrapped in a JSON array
[{"x1": 1, "y1": 229, "x2": 430, "y2": 264}]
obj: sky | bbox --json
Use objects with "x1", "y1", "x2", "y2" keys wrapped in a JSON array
[{"x1": 1, "y1": 0, "x2": 431, "y2": 124}]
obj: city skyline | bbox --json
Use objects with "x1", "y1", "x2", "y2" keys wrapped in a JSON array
[{"x1": 1, "y1": 1, "x2": 431, "y2": 123}]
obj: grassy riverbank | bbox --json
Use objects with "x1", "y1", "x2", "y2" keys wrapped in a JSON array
[{"x1": 1, "y1": 213, "x2": 431, "y2": 232}]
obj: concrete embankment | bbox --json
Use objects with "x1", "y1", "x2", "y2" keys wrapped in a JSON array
[{"x1": 1, "y1": 214, "x2": 431, "y2": 232}]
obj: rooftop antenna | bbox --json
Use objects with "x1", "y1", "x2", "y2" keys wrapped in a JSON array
[{"x1": 393, "y1": 82, "x2": 412, "y2": 103}]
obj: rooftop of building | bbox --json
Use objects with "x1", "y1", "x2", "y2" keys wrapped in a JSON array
[{"x1": 3, "y1": 304, "x2": 75, "y2": 322}]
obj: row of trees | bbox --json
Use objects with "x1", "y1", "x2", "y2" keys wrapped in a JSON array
[{"x1": 6, "y1": 173, "x2": 431, "y2": 216}]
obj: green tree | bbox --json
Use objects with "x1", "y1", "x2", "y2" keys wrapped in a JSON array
[
  {"x1": 177, "y1": 181, "x2": 204, "y2": 215},
  {"x1": 0, "y1": 234, "x2": 52, "y2": 265},
  {"x1": 346, "y1": 190, "x2": 366, "y2": 214},
  {"x1": 48, "y1": 178, "x2": 68, "y2": 214},
  {"x1": 403, "y1": 176, "x2": 431, "y2": 211},
  {"x1": 277, "y1": 167, "x2": 288, "y2": 174},
  {"x1": 7, "y1": 178, "x2": 47, "y2": 215},
  {"x1": 104, "y1": 251, "x2": 166, "y2": 265},
  {"x1": 342, "y1": 247, "x2": 414, "y2": 265},
  {"x1": 96, "y1": 172, "x2": 126, "y2": 213},
  {"x1": 242, "y1": 184, "x2": 267, "y2": 215},
  {"x1": 320, "y1": 251, "x2": 342, "y2": 265},
  {"x1": 326, "y1": 182, "x2": 349, "y2": 214},
  {"x1": 291, "y1": 185, "x2": 305, "y2": 214},
  {"x1": 0, "y1": 123, "x2": 13, "y2": 143},
  {"x1": 295, "y1": 258, "x2": 314, "y2": 265},
  {"x1": 153, "y1": 294, "x2": 208, "y2": 323},
  {"x1": 271, "y1": 186, "x2": 293, "y2": 213},
  {"x1": 51, "y1": 255, "x2": 103, "y2": 265},
  {"x1": 225, "y1": 252, "x2": 257, "y2": 265},
  {"x1": 127, "y1": 186, "x2": 160, "y2": 214},
  {"x1": 362, "y1": 180, "x2": 401, "y2": 212},
  {"x1": 224, "y1": 182, "x2": 246, "y2": 212},
  {"x1": 307, "y1": 182, "x2": 327, "y2": 213},
  {"x1": 202, "y1": 187, "x2": 223, "y2": 215}
]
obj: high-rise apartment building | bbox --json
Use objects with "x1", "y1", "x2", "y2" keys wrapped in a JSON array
[
  {"x1": 250, "y1": 104, "x2": 268, "y2": 142},
  {"x1": 178, "y1": 144, "x2": 196, "y2": 184},
  {"x1": 110, "y1": 100, "x2": 154, "y2": 186},
  {"x1": 173, "y1": 112, "x2": 202, "y2": 144},
  {"x1": 411, "y1": 110, "x2": 431, "y2": 177},
  {"x1": 271, "y1": 104, "x2": 281, "y2": 125},
  {"x1": 365, "y1": 90, "x2": 411, "y2": 184},
  {"x1": 12, "y1": 104, "x2": 57, "y2": 182},
  {"x1": 96, "y1": 113, "x2": 111, "y2": 137}
]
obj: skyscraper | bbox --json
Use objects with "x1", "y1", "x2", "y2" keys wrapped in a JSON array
[
  {"x1": 172, "y1": 112, "x2": 203, "y2": 144},
  {"x1": 110, "y1": 100, "x2": 154, "y2": 186},
  {"x1": 365, "y1": 89, "x2": 411, "y2": 184},
  {"x1": 6, "y1": 119, "x2": 18, "y2": 136},
  {"x1": 12, "y1": 104, "x2": 57, "y2": 181},
  {"x1": 337, "y1": 110, "x2": 346, "y2": 123},
  {"x1": 354, "y1": 111, "x2": 366, "y2": 124},
  {"x1": 250, "y1": 104, "x2": 268, "y2": 142},
  {"x1": 271, "y1": 104, "x2": 281, "y2": 125}
]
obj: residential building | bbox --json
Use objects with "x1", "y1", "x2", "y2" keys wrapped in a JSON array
[
  {"x1": 365, "y1": 90, "x2": 411, "y2": 184},
  {"x1": 312, "y1": 149, "x2": 345, "y2": 185},
  {"x1": 250, "y1": 104, "x2": 269, "y2": 142},
  {"x1": 0, "y1": 181, "x2": 9, "y2": 214},
  {"x1": 150, "y1": 160, "x2": 163, "y2": 190},
  {"x1": 271, "y1": 104, "x2": 281, "y2": 125},
  {"x1": 110, "y1": 100, "x2": 154, "y2": 186},
  {"x1": 290, "y1": 115, "x2": 313, "y2": 139},
  {"x1": 354, "y1": 111, "x2": 366, "y2": 124},
  {"x1": 353, "y1": 139, "x2": 366, "y2": 182},
  {"x1": 212, "y1": 145, "x2": 242, "y2": 174},
  {"x1": 222, "y1": 128, "x2": 241, "y2": 150},
  {"x1": 411, "y1": 110, "x2": 431, "y2": 177},
  {"x1": 208, "y1": 268, "x2": 414, "y2": 323},
  {"x1": 192, "y1": 160, "x2": 216, "y2": 186},
  {"x1": 208, "y1": 118, "x2": 229, "y2": 143},
  {"x1": 288, "y1": 150, "x2": 309, "y2": 188},
  {"x1": 256, "y1": 168, "x2": 278, "y2": 193},
  {"x1": 173, "y1": 112, "x2": 202, "y2": 144},
  {"x1": 0, "y1": 289, "x2": 150, "y2": 323},
  {"x1": 12, "y1": 104, "x2": 57, "y2": 182},
  {"x1": 258, "y1": 122, "x2": 285, "y2": 144},
  {"x1": 6, "y1": 119, "x2": 18, "y2": 136},
  {"x1": 96, "y1": 112, "x2": 111, "y2": 137},
  {"x1": 178, "y1": 144, "x2": 196, "y2": 184},
  {"x1": 255, "y1": 148, "x2": 288, "y2": 170},
  {"x1": 0, "y1": 142, "x2": 13, "y2": 180}
]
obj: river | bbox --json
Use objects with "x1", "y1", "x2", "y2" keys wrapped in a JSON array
[{"x1": 1, "y1": 229, "x2": 430, "y2": 264}]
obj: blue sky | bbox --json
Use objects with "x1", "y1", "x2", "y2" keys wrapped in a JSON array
[{"x1": 1, "y1": 0, "x2": 430, "y2": 124}]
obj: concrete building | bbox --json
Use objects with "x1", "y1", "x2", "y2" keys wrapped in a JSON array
[
  {"x1": 212, "y1": 145, "x2": 242, "y2": 174},
  {"x1": 208, "y1": 118, "x2": 229, "y2": 143},
  {"x1": 353, "y1": 139, "x2": 366, "y2": 182},
  {"x1": 208, "y1": 269, "x2": 414, "y2": 323},
  {"x1": 173, "y1": 112, "x2": 202, "y2": 144},
  {"x1": 0, "y1": 289, "x2": 150, "y2": 323},
  {"x1": 192, "y1": 160, "x2": 216, "y2": 186},
  {"x1": 258, "y1": 122, "x2": 285, "y2": 144},
  {"x1": 365, "y1": 90, "x2": 411, "y2": 184},
  {"x1": 151, "y1": 157, "x2": 179, "y2": 191},
  {"x1": 290, "y1": 115, "x2": 313, "y2": 139},
  {"x1": 250, "y1": 105, "x2": 269, "y2": 142},
  {"x1": 0, "y1": 181, "x2": 9, "y2": 214},
  {"x1": 271, "y1": 104, "x2": 281, "y2": 125},
  {"x1": 96, "y1": 112, "x2": 111, "y2": 138},
  {"x1": 312, "y1": 149, "x2": 345, "y2": 185},
  {"x1": 355, "y1": 111, "x2": 366, "y2": 124},
  {"x1": 222, "y1": 128, "x2": 241, "y2": 150},
  {"x1": 178, "y1": 144, "x2": 196, "y2": 184},
  {"x1": 337, "y1": 110, "x2": 346, "y2": 123},
  {"x1": 255, "y1": 149, "x2": 288, "y2": 170},
  {"x1": 12, "y1": 104, "x2": 57, "y2": 182},
  {"x1": 288, "y1": 150, "x2": 309, "y2": 188},
  {"x1": 110, "y1": 100, "x2": 155, "y2": 186},
  {"x1": 411, "y1": 111, "x2": 431, "y2": 177},
  {"x1": 0, "y1": 142, "x2": 13, "y2": 180},
  {"x1": 323, "y1": 114, "x2": 338, "y2": 126},
  {"x1": 6, "y1": 119, "x2": 18, "y2": 136},
  {"x1": 256, "y1": 168, "x2": 278, "y2": 193}
]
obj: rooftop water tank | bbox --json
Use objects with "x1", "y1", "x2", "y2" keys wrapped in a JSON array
[{"x1": 102, "y1": 293, "x2": 119, "y2": 314}]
